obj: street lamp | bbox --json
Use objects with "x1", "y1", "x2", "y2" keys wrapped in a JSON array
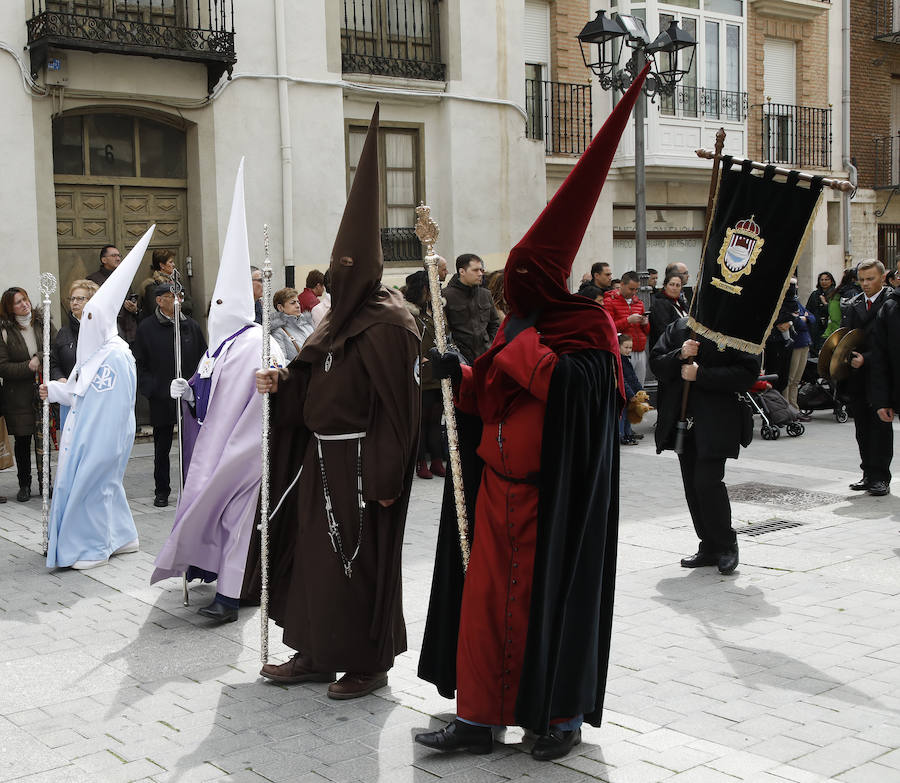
[{"x1": 578, "y1": 11, "x2": 697, "y2": 286}]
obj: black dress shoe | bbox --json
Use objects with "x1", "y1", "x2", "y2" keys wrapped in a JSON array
[
  {"x1": 197, "y1": 598, "x2": 238, "y2": 623},
  {"x1": 532, "y1": 727, "x2": 582, "y2": 761},
  {"x1": 153, "y1": 493, "x2": 169, "y2": 507},
  {"x1": 849, "y1": 478, "x2": 871, "y2": 491},
  {"x1": 415, "y1": 719, "x2": 494, "y2": 754},
  {"x1": 680, "y1": 551, "x2": 718, "y2": 568},
  {"x1": 868, "y1": 481, "x2": 890, "y2": 497},
  {"x1": 16, "y1": 485, "x2": 30, "y2": 503},
  {"x1": 718, "y1": 545, "x2": 739, "y2": 575}
]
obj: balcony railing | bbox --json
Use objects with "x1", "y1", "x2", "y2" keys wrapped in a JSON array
[
  {"x1": 381, "y1": 227, "x2": 422, "y2": 264},
  {"x1": 342, "y1": 0, "x2": 445, "y2": 82},
  {"x1": 874, "y1": 133, "x2": 900, "y2": 189},
  {"x1": 753, "y1": 103, "x2": 832, "y2": 169},
  {"x1": 875, "y1": 0, "x2": 900, "y2": 41},
  {"x1": 27, "y1": 1, "x2": 235, "y2": 94},
  {"x1": 659, "y1": 86, "x2": 748, "y2": 122},
  {"x1": 525, "y1": 79, "x2": 592, "y2": 156}
]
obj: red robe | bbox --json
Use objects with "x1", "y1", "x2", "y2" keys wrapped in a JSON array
[{"x1": 454, "y1": 327, "x2": 558, "y2": 725}]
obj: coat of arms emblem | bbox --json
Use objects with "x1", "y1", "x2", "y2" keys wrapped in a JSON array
[{"x1": 716, "y1": 215, "x2": 764, "y2": 286}]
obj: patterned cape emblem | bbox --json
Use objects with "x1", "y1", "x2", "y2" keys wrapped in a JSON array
[
  {"x1": 712, "y1": 215, "x2": 765, "y2": 294},
  {"x1": 414, "y1": 356, "x2": 421, "y2": 386},
  {"x1": 91, "y1": 364, "x2": 117, "y2": 393}
]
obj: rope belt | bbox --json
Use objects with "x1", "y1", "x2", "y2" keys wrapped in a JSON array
[{"x1": 314, "y1": 431, "x2": 367, "y2": 578}]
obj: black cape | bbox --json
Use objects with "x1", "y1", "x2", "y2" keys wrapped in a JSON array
[{"x1": 417, "y1": 349, "x2": 620, "y2": 733}]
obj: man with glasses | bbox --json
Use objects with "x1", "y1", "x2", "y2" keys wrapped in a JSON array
[{"x1": 88, "y1": 245, "x2": 140, "y2": 345}]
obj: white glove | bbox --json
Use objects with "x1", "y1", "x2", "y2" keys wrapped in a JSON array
[{"x1": 170, "y1": 377, "x2": 194, "y2": 402}]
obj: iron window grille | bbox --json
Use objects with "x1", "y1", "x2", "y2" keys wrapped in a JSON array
[
  {"x1": 525, "y1": 79, "x2": 593, "y2": 156},
  {"x1": 754, "y1": 102, "x2": 832, "y2": 169}
]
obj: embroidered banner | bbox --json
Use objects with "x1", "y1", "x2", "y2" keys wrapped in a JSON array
[{"x1": 688, "y1": 157, "x2": 824, "y2": 354}]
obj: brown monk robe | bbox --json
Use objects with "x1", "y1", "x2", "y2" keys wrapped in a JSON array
[{"x1": 253, "y1": 103, "x2": 421, "y2": 700}]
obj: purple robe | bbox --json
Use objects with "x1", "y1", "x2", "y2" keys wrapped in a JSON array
[{"x1": 151, "y1": 325, "x2": 263, "y2": 598}]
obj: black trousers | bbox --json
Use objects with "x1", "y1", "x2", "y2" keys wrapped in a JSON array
[
  {"x1": 14, "y1": 433, "x2": 49, "y2": 490},
  {"x1": 418, "y1": 388, "x2": 443, "y2": 462},
  {"x1": 678, "y1": 436, "x2": 736, "y2": 553},
  {"x1": 849, "y1": 396, "x2": 893, "y2": 483},
  {"x1": 153, "y1": 424, "x2": 175, "y2": 497}
]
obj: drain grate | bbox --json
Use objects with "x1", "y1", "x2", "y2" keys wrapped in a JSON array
[
  {"x1": 737, "y1": 519, "x2": 805, "y2": 537},
  {"x1": 728, "y1": 482, "x2": 840, "y2": 510}
]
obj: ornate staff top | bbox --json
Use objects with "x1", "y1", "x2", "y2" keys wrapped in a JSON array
[
  {"x1": 415, "y1": 203, "x2": 440, "y2": 257},
  {"x1": 39, "y1": 272, "x2": 57, "y2": 299}
]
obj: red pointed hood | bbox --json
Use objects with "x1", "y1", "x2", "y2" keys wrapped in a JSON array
[{"x1": 504, "y1": 63, "x2": 651, "y2": 319}]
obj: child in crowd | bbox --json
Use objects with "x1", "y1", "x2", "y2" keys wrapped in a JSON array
[{"x1": 619, "y1": 333, "x2": 642, "y2": 445}]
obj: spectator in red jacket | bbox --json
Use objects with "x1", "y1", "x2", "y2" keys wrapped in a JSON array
[
  {"x1": 298, "y1": 269, "x2": 324, "y2": 313},
  {"x1": 604, "y1": 270, "x2": 650, "y2": 383}
]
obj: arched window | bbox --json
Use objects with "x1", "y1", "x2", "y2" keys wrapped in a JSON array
[{"x1": 52, "y1": 113, "x2": 186, "y2": 179}]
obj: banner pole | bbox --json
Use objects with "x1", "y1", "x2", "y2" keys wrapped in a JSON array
[{"x1": 674, "y1": 128, "x2": 726, "y2": 455}]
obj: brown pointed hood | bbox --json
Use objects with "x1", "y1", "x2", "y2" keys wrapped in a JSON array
[{"x1": 301, "y1": 104, "x2": 417, "y2": 362}]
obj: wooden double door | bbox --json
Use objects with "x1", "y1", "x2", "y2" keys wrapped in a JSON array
[{"x1": 54, "y1": 183, "x2": 188, "y2": 304}]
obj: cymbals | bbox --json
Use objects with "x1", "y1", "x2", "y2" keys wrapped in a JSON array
[
  {"x1": 829, "y1": 329, "x2": 864, "y2": 382},
  {"x1": 818, "y1": 327, "x2": 849, "y2": 379}
]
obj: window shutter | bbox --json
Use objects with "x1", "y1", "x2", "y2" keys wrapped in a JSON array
[
  {"x1": 524, "y1": 0, "x2": 551, "y2": 68},
  {"x1": 763, "y1": 38, "x2": 796, "y2": 106}
]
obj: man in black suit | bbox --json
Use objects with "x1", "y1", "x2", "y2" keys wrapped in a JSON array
[
  {"x1": 842, "y1": 259, "x2": 893, "y2": 497},
  {"x1": 651, "y1": 318, "x2": 760, "y2": 574}
]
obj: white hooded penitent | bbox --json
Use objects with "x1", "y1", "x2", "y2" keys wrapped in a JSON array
[
  {"x1": 68, "y1": 223, "x2": 155, "y2": 396},
  {"x1": 206, "y1": 157, "x2": 256, "y2": 355}
]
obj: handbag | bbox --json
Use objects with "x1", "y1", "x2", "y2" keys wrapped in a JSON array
[{"x1": 0, "y1": 417, "x2": 14, "y2": 470}]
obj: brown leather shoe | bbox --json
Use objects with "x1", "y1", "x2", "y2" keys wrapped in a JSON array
[
  {"x1": 260, "y1": 653, "x2": 335, "y2": 684},
  {"x1": 327, "y1": 671, "x2": 388, "y2": 700}
]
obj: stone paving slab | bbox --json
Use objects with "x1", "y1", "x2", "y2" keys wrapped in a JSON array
[{"x1": 0, "y1": 414, "x2": 898, "y2": 781}]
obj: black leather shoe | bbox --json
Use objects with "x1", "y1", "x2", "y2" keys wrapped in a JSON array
[
  {"x1": 849, "y1": 478, "x2": 871, "y2": 491},
  {"x1": 197, "y1": 599, "x2": 238, "y2": 623},
  {"x1": 16, "y1": 485, "x2": 30, "y2": 503},
  {"x1": 680, "y1": 551, "x2": 718, "y2": 568},
  {"x1": 153, "y1": 493, "x2": 169, "y2": 508},
  {"x1": 532, "y1": 727, "x2": 582, "y2": 761},
  {"x1": 718, "y1": 545, "x2": 739, "y2": 575},
  {"x1": 415, "y1": 720, "x2": 494, "y2": 754},
  {"x1": 868, "y1": 481, "x2": 890, "y2": 497}
]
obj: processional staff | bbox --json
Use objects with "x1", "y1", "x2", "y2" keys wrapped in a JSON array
[
  {"x1": 39, "y1": 272, "x2": 56, "y2": 556},
  {"x1": 169, "y1": 269, "x2": 191, "y2": 608},
  {"x1": 415, "y1": 203, "x2": 470, "y2": 572},
  {"x1": 258, "y1": 225, "x2": 273, "y2": 664}
]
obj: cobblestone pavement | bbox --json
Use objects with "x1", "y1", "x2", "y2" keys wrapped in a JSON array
[{"x1": 1, "y1": 409, "x2": 900, "y2": 783}]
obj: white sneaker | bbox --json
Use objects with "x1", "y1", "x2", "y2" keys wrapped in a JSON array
[
  {"x1": 71, "y1": 559, "x2": 108, "y2": 570},
  {"x1": 112, "y1": 539, "x2": 139, "y2": 555}
]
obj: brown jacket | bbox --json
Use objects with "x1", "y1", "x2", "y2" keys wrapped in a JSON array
[{"x1": 0, "y1": 311, "x2": 55, "y2": 436}]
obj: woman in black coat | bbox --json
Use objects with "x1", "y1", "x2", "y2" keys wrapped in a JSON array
[
  {"x1": 805, "y1": 271, "x2": 835, "y2": 353},
  {"x1": 649, "y1": 271, "x2": 688, "y2": 348},
  {"x1": 650, "y1": 317, "x2": 759, "y2": 575},
  {"x1": 0, "y1": 287, "x2": 56, "y2": 501}
]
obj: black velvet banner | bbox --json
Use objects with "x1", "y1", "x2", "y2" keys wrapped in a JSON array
[{"x1": 688, "y1": 158, "x2": 824, "y2": 354}]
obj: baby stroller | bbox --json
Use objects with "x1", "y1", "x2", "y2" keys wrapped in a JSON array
[
  {"x1": 797, "y1": 357, "x2": 849, "y2": 423},
  {"x1": 741, "y1": 375, "x2": 805, "y2": 440}
]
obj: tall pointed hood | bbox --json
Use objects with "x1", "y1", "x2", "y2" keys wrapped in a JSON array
[
  {"x1": 69, "y1": 223, "x2": 155, "y2": 395},
  {"x1": 504, "y1": 63, "x2": 651, "y2": 319},
  {"x1": 207, "y1": 158, "x2": 256, "y2": 353},
  {"x1": 302, "y1": 104, "x2": 418, "y2": 360}
]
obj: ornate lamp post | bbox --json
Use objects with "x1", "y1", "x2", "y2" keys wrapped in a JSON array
[{"x1": 579, "y1": 11, "x2": 696, "y2": 287}]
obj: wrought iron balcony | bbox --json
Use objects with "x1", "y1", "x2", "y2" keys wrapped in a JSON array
[
  {"x1": 381, "y1": 227, "x2": 422, "y2": 264},
  {"x1": 753, "y1": 102, "x2": 832, "y2": 169},
  {"x1": 874, "y1": 133, "x2": 900, "y2": 189},
  {"x1": 27, "y1": 1, "x2": 236, "y2": 94},
  {"x1": 875, "y1": 0, "x2": 900, "y2": 41},
  {"x1": 342, "y1": 0, "x2": 445, "y2": 82},
  {"x1": 659, "y1": 86, "x2": 748, "y2": 123},
  {"x1": 525, "y1": 79, "x2": 592, "y2": 156}
]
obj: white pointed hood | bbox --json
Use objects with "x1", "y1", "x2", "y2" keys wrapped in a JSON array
[
  {"x1": 207, "y1": 158, "x2": 256, "y2": 354},
  {"x1": 68, "y1": 224, "x2": 155, "y2": 396}
]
